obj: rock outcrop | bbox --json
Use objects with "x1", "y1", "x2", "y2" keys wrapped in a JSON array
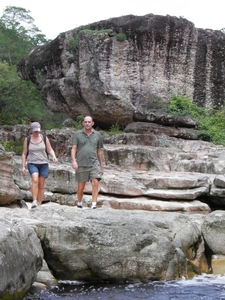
[
  {"x1": 2, "y1": 124, "x2": 225, "y2": 210},
  {"x1": 17, "y1": 14, "x2": 225, "y2": 128}
]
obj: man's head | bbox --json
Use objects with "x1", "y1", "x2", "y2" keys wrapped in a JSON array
[
  {"x1": 30, "y1": 122, "x2": 41, "y2": 132},
  {"x1": 82, "y1": 116, "x2": 94, "y2": 130}
]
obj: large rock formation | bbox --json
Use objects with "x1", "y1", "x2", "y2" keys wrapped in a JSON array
[{"x1": 17, "y1": 14, "x2": 225, "y2": 128}]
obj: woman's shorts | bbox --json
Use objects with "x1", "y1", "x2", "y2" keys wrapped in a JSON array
[
  {"x1": 27, "y1": 163, "x2": 49, "y2": 178},
  {"x1": 75, "y1": 165, "x2": 102, "y2": 182}
]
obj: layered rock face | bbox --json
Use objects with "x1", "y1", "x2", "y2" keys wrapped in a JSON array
[
  {"x1": 17, "y1": 14, "x2": 225, "y2": 128},
  {"x1": 2, "y1": 124, "x2": 225, "y2": 210}
]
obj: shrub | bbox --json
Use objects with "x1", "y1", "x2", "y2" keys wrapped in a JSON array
[
  {"x1": 165, "y1": 96, "x2": 225, "y2": 146},
  {"x1": 107, "y1": 124, "x2": 123, "y2": 136},
  {"x1": 116, "y1": 32, "x2": 127, "y2": 42},
  {"x1": 74, "y1": 115, "x2": 84, "y2": 130},
  {"x1": 68, "y1": 29, "x2": 108, "y2": 51},
  {"x1": 2, "y1": 140, "x2": 24, "y2": 155},
  {"x1": 199, "y1": 108, "x2": 225, "y2": 145},
  {"x1": 166, "y1": 96, "x2": 206, "y2": 119},
  {"x1": 107, "y1": 117, "x2": 124, "y2": 136},
  {"x1": 68, "y1": 37, "x2": 79, "y2": 51}
]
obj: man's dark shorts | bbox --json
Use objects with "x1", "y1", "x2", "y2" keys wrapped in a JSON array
[
  {"x1": 27, "y1": 163, "x2": 49, "y2": 178},
  {"x1": 75, "y1": 165, "x2": 102, "y2": 182}
]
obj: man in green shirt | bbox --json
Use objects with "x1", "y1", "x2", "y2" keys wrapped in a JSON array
[{"x1": 71, "y1": 116, "x2": 104, "y2": 209}]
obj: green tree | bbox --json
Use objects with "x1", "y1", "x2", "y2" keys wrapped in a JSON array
[
  {"x1": 0, "y1": 6, "x2": 48, "y2": 45},
  {"x1": 0, "y1": 60, "x2": 69, "y2": 127},
  {"x1": 0, "y1": 6, "x2": 69, "y2": 128},
  {"x1": 0, "y1": 6, "x2": 49, "y2": 65},
  {"x1": 0, "y1": 61, "x2": 41, "y2": 124}
]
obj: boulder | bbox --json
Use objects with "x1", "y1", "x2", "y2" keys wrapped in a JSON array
[
  {"x1": 213, "y1": 175, "x2": 225, "y2": 188},
  {"x1": 35, "y1": 259, "x2": 58, "y2": 287},
  {"x1": 202, "y1": 210, "x2": 225, "y2": 255},
  {"x1": 0, "y1": 204, "x2": 206, "y2": 283},
  {"x1": 0, "y1": 217, "x2": 43, "y2": 299}
]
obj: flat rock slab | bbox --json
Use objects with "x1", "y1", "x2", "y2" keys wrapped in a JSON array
[
  {"x1": 145, "y1": 186, "x2": 209, "y2": 200},
  {"x1": 77, "y1": 195, "x2": 210, "y2": 212}
]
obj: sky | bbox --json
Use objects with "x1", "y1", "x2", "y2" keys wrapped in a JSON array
[{"x1": 0, "y1": 0, "x2": 224, "y2": 40}]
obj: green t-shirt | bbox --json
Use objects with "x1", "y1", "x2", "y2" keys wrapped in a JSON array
[{"x1": 72, "y1": 129, "x2": 103, "y2": 167}]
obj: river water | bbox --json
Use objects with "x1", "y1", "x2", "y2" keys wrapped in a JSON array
[{"x1": 24, "y1": 274, "x2": 225, "y2": 300}]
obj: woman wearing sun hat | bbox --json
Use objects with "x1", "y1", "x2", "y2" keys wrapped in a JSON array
[{"x1": 21, "y1": 122, "x2": 58, "y2": 208}]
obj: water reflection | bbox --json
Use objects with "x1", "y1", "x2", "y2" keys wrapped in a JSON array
[{"x1": 24, "y1": 274, "x2": 225, "y2": 300}]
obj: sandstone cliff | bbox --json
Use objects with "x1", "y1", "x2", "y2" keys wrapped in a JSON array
[{"x1": 17, "y1": 14, "x2": 225, "y2": 128}]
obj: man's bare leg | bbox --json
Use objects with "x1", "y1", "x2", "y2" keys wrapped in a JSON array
[
  {"x1": 77, "y1": 182, "x2": 85, "y2": 207},
  {"x1": 91, "y1": 178, "x2": 99, "y2": 208}
]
